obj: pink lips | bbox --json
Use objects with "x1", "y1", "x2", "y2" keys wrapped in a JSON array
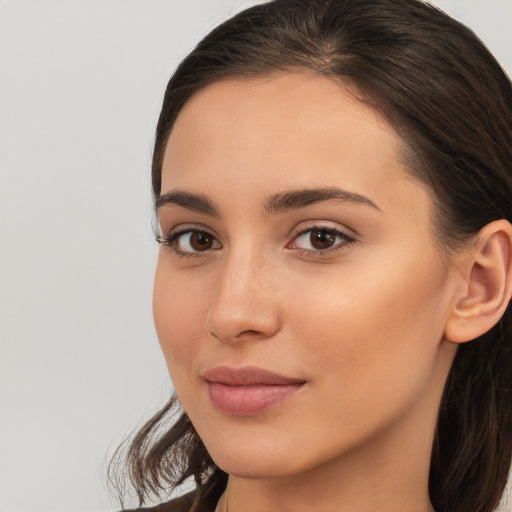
[{"x1": 202, "y1": 366, "x2": 305, "y2": 416}]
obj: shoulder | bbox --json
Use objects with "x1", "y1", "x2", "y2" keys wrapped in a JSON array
[{"x1": 122, "y1": 490, "x2": 201, "y2": 512}]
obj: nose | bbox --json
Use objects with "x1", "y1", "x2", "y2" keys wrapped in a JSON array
[{"x1": 205, "y1": 250, "x2": 281, "y2": 344}]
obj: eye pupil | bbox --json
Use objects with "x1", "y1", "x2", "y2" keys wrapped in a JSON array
[
  {"x1": 190, "y1": 232, "x2": 213, "y2": 251},
  {"x1": 310, "y1": 230, "x2": 335, "y2": 249}
]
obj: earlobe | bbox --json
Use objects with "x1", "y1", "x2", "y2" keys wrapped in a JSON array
[{"x1": 444, "y1": 220, "x2": 512, "y2": 344}]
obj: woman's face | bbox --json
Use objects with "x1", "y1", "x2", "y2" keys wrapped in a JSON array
[{"x1": 153, "y1": 73, "x2": 460, "y2": 480}]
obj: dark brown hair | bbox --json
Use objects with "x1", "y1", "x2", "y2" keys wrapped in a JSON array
[{"x1": 110, "y1": 1, "x2": 512, "y2": 511}]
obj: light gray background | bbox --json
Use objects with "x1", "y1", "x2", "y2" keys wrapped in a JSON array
[{"x1": 1, "y1": 1, "x2": 511, "y2": 511}]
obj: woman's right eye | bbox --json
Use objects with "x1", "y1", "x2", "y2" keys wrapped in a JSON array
[{"x1": 158, "y1": 229, "x2": 222, "y2": 255}]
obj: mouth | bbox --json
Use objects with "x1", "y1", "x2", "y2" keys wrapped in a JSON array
[{"x1": 202, "y1": 365, "x2": 306, "y2": 416}]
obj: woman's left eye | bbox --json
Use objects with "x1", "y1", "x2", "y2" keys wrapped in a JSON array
[{"x1": 288, "y1": 227, "x2": 355, "y2": 253}]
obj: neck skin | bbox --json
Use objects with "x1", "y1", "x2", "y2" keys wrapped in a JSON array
[{"x1": 216, "y1": 342, "x2": 455, "y2": 512}]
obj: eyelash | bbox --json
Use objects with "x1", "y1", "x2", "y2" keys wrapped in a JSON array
[
  {"x1": 156, "y1": 225, "x2": 356, "y2": 258},
  {"x1": 156, "y1": 227, "x2": 220, "y2": 258}
]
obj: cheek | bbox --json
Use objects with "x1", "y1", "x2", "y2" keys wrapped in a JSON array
[
  {"x1": 277, "y1": 255, "x2": 451, "y2": 454},
  {"x1": 286, "y1": 250, "x2": 449, "y2": 391},
  {"x1": 152, "y1": 261, "x2": 208, "y2": 374}
]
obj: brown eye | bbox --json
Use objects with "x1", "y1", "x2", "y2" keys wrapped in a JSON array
[
  {"x1": 310, "y1": 230, "x2": 336, "y2": 249},
  {"x1": 290, "y1": 226, "x2": 354, "y2": 254},
  {"x1": 172, "y1": 230, "x2": 221, "y2": 254},
  {"x1": 189, "y1": 231, "x2": 214, "y2": 251}
]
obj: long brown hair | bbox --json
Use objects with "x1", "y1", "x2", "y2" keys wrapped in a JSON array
[{"x1": 110, "y1": 1, "x2": 512, "y2": 511}]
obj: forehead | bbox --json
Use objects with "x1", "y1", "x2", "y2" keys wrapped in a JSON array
[
  {"x1": 161, "y1": 72, "x2": 429, "y2": 219},
  {"x1": 168, "y1": 72, "x2": 393, "y2": 157}
]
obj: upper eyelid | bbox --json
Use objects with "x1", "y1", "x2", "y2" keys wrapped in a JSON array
[
  {"x1": 290, "y1": 226, "x2": 355, "y2": 243},
  {"x1": 294, "y1": 226, "x2": 349, "y2": 238},
  {"x1": 290, "y1": 220, "x2": 357, "y2": 239},
  {"x1": 161, "y1": 222, "x2": 219, "y2": 238}
]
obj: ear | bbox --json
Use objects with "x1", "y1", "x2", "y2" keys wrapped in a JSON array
[{"x1": 444, "y1": 220, "x2": 512, "y2": 344}]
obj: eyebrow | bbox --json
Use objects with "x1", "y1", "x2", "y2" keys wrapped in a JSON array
[
  {"x1": 155, "y1": 187, "x2": 381, "y2": 216},
  {"x1": 264, "y1": 187, "x2": 381, "y2": 214},
  {"x1": 155, "y1": 190, "x2": 219, "y2": 216}
]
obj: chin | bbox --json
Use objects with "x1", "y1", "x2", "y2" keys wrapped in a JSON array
[
  {"x1": 212, "y1": 450, "x2": 300, "y2": 479},
  {"x1": 199, "y1": 427, "x2": 305, "y2": 478}
]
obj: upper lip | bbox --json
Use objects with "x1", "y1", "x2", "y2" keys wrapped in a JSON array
[{"x1": 202, "y1": 365, "x2": 305, "y2": 386}]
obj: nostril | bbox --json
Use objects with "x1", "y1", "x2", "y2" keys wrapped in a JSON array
[
  {"x1": 209, "y1": 329, "x2": 267, "y2": 343},
  {"x1": 236, "y1": 329, "x2": 261, "y2": 338}
]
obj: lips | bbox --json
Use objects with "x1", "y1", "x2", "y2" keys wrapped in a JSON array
[{"x1": 202, "y1": 366, "x2": 306, "y2": 416}]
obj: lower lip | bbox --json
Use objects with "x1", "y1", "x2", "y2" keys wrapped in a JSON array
[{"x1": 206, "y1": 382, "x2": 304, "y2": 416}]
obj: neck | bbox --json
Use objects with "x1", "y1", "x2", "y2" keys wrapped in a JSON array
[{"x1": 223, "y1": 448, "x2": 435, "y2": 512}]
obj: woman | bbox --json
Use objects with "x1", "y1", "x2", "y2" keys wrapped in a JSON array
[{"x1": 110, "y1": 1, "x2": 512, "y2": 511}]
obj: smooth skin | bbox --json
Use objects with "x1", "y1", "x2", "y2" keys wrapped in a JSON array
[{"x1": 153, "y1": 72, "x2": 512, "y2": 512}]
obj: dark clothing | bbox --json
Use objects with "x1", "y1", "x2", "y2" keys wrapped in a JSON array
[
  {"x1": 122, "y1": 491, "x2": 195, "y2": 511},
  {"x1": 123, "y1": 488, "x2": 220, "y2": 512},
  {"x1": 122, "y1": 470, "x2": 226, "y2": 512}
]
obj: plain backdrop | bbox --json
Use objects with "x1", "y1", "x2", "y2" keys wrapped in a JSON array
[{"x1": 1, "y1": 1, "x2": 511, "y2": 511}]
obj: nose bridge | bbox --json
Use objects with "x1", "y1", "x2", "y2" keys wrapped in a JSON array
[{"x1": 206, "y1": 242, "x2": 280, "y2": 343}]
